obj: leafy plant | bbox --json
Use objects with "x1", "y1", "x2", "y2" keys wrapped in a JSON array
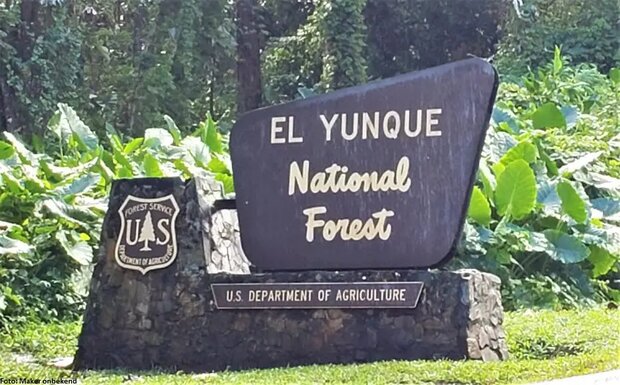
[
  {"x1": 0, "y1": 104, "x2": 231, "y2": 325},
  {"x1": 455, "y1": 49, "x2": 620, "y2": 310}
]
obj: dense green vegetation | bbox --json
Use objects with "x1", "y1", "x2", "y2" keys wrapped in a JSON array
[
  {"x1": 0, "y1": 0, "x2": 618, "y2": 339},
  {"x1": 0, "y1": 107, "x2": 231, "y2": 323},
  {"x1": 1, "y1": 308, "x2": 618, "y2": 384},
  {"x1": 0, "y1": 50, "x2": 618, "y2": 326},
  {"x1": 2, "y1": 1, "x2": 617, "y2": 134},
  {"x1": 453, "y1": 49, "x2": 620, "y2": 310}
]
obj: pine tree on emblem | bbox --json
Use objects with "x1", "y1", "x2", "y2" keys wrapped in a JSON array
[{"x1": 139, "y1": 211, "x2": 156, "y2": 251}]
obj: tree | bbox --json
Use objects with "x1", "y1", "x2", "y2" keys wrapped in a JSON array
[
  {"x1": 317, "y1": 0, "x2": 368, "y2": 91},
  {"x1": 138, "y1": 211, "x2": 155, "y2": 251},
  {"x1": 235, "y1": 0, "x2": 262, "y2": 114}
]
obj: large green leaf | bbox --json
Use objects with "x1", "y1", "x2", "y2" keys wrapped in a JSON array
[
  {"x1": 543, "y1": 229, "x2": 590, "y2": 263},
  {"x1": 144, "y1": 128, "x2": 174, "y2": 148},
  {"x1": 39, "y1": 199, "x2": 96, "y2": 227},
  {"x1": 208, "y1": 155, "x2": 232, "y2": 174},
  {"x1": 468, "y1": 186, "x2": 491, "y2": 226},
  {"x1": 0, "y1": 141, "x2": 14, "y2": 160},
  {"x1": 215, "y1": 173, "x2": 235, "y2": 194},
  {"x1": 532, "y1": 103, "x2": 566, "y2": 129},
  {"x1": 0, "y1": 236, "x2": 33, "y2": 255},
  {"x1": 205, "y1": 115, "x2": 224, "y2": 153},
  {"x1": 477, "y1": 158, "x2": 496, "y2": 200},
  {"x1": 500, "y1": 141, "x2": 538, "y2": 165},
  {"x1": 143, "y1": 153, "x2": 163, "y2": 177},
  {"x1": 591, "y1": 198, "x2": 620, "y2": 223},
  {"x1": 181, "y1": 136, "x2": 211, "y2": 166},
  {"x1": 54, "y1": 174, "x2": 101, "y2": 196},
  {"x1": 491, "y1": 106, "x2": 519, "y2": 133},
  {"x1": 57, "y1": 103, "x2": 99, "y2": 150},
  {"x1": 164, "y1": 115, "x2": 182, "y2": 145},
  {"x1": 123, "y1": 138, "x2": 143, "y2": 154},
  {"x1": 558, "y1": 152, "x2": 602, "y2": 175},
  {"x1": 523, "y1": 231, "x2": 554, "y2": 253},
  {"x1": 557, "y1": 181, "x2": 588, "y2": 223},
  {"x1": 588, "y1": 246, "x2": 617, "y2": 277},
  {"x1": 482, "y1": 128, "x2": 517, "y2": 163},
  {"x1": 495, "y1": 159, "x2": 537, "y2": 219},
  {"x1": 3, "y1": 132, "x2": 39, "y2": 164},
  {"x1": 573, "y1": 171, "x2": 620, "y2": 197},
  {"x1": 55, "y1": 231, "x2": 93, "y2": 266}
]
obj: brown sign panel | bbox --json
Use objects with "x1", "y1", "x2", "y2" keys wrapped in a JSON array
[
  {"x1": 230, "y1": 59, "x2": 498, "y2": 271},
  {"x1": 115, "y1": 194, "x2": 180, "y2": 274},
  {"x1": 211, "y1": 282, "x2": 424, "y2": 309}
]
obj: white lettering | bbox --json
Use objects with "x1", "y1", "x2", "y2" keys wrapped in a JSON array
[
  {"x1": 320, "y1": 114, "x2": 339, "y2": 142},
  {"x1": 270, "y1": 116, "x2": 287, "y2": 144},
  {"x1": 426, "y1": 108, "x2": 442, "y2": 137}
]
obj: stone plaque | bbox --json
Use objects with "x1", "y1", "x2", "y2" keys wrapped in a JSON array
[
  {"x1": 115, "y1": 194, "x2": 180, "y2": 274},
  {"x1": 230, "y1": 59, "x2": 498, "y2": 270},
  {"x1": 211, "y1": 282, "x2": 424, "y2": 309}
]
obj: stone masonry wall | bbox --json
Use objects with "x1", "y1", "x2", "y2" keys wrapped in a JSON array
[{"x1": 73, "y1": 177, "x2": 508, "y2": 372}]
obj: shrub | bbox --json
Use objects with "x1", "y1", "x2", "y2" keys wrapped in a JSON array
[
  {"x1": 496, "y1": 0, "x2": 620, "y2": 74},
  {"x1": 0, "y1": 106, "x2": 231, "y2": 325},
  {"x1": 453, "y1": 49, "x2": 620, "y2": 310}
]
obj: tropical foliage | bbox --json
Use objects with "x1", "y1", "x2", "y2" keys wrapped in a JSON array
[
  {"x1": 0, "y1": 105, "x2": 231, "y2": 324},
  {"x1": 0, "y1": 0, "x2": 618, "y2": 326},
  {"x1": 454, "y1": 49, "x2": 620, "y2": 309}
]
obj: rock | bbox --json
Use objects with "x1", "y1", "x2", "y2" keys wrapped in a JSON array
[{"x1": 47, "y1": 356, "x2": 73, "y2": 369}]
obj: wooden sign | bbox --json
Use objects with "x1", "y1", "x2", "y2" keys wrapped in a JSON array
[
  {"x1": 211, "y1": 282, "x2": 424, "y2": 309},
  {"x1": 230, "y1": 59, "x2": 498, "y2": 270}
]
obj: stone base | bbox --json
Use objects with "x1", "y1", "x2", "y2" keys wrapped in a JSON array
[
  {"x1": 73, "y1": 177, "x2": 508, "y2": 372},
  {"x1": 74, "y1": 269, "x2": 508, "y2": 372}
]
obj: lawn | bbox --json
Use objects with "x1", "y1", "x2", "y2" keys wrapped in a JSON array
[{"x1": 0, "y1": 308, "x2": 618, "y2": 385}]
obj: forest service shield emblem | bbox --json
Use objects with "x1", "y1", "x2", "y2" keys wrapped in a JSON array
[{"x1": 115, "y1": 194, "x2": 180, "y2": 274}]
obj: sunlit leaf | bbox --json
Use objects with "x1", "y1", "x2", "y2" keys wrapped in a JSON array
[
  {"x1": 123, "y1": 138, "x2": 143, "y2": 154},
  {"x1": 205, "y1": 115, "x2": 224, "y2": 153},
  {"x1": 164, "y1": 115, "x2": 182, "y2": 145},
  {"x1": 208, "y1": 155, "x2": 231, "y2": 174},
  {"x1": 559, "y1": 152, "x2": 602, "y2": 175},
  {"x1": 610, "y1": 68, "x2": 620, "y2": 84},
  {"x1": 468, "y1": 186, "x2": 491, "y2": 226},
  {"x1": 495, "y1": 159, "x2": 537, "y2": 219},
  {"x1": 500, "y1": 141, "x2": 538, "y2": 165},
  {"x1": 574, "y1": 171, "x2": 620, "y2": 197},
  {"x1": 0, "y1": 141, "x2": 15, "y2": 160},
  {"x1": 55, "y1": 231, "x2": 93, "y2": 266},
  {"x1": 54, "y1": 174, "x2": 101, "y2": 196},
  {"x1": 181, "y1": 136, "x2": 211, "y2": 165},
  {"x1": 57, "y1": 103, "x2": 99, "y2": 150},
  {"x1": 3, "y1": 132, "x2": 39, "y2": 164},
  {"x1": 532, "y1": 103, "x2": 565, "y2": 129},
  {"x1": 0, "y1": 236, "x2": 33, "y2": 255},
  {"x1": 143, "y1": 153, "x2": 163, "y2": 177},
  {"x1": 144, "y1": 128, "x2": 174, "y2": 148},
  {"x1": 557, "y1": 181, "x2": 588, "y2": 223},
  {"x1": 215, "y1": 173, "x2": 234, "y2": 194},
  {"x1": 478, "y1": 158, "x2": 496, "y2": 201},
  {"x1": 587, "y1": 246, "x2": 617, "y2": 277}
]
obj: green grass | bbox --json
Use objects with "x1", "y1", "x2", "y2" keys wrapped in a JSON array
[{"x1": 0, "y1": 308, "x2": 618, "y2": 385}]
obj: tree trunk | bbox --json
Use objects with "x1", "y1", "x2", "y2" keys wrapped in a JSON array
[
  {"x1": 0, "y1": 0, "x2": 39, "y2": 133},
  {"x1": 235, "y1": 0, "x2": 262, "y2": 114},
  {"x1": 18, "y1": 0, "x2": 40, "y2": 60},
  {"x1": 0, "y1": 75, "x2": 20, "y2": 132}
]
